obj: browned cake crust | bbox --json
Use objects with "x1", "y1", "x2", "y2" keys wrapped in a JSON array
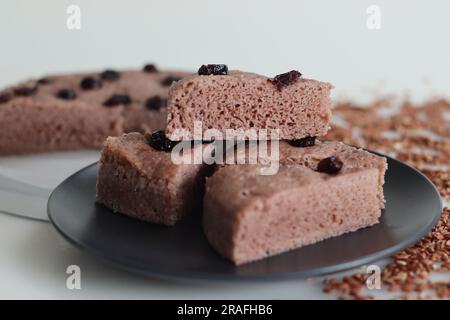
[
  {"x1": 96, "y1": 132, "x2": 209, "y2": 226},
  {"x1": 0, "y1": 69, "x2": 190, "y2": 155},
  {"x1": 204, "y1": 142, "x2": 387, "y2": 265},
  {"x1": 234, "y1": 140, "x2": 388, "y2": 208},
  {"x1": 165, "y1": 71, "x2": 333, "y2": 140}
]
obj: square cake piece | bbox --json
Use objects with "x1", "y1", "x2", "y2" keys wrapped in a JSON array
[
  {"x1": 203, "y1": 141, "x2": 387, "y2": 265},
  {"x1": 96, "y1": 132, "x2": 209, "y2": 226},
  {"x1": 165, "y1": 68, "x2": 333, "y2": 140},
  {"x1": 0, "y1": 67, "x2": 190, "y2": 155}
]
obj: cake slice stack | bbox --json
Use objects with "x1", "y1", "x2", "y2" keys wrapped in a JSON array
[{"x1": 96, "y1": 64, "x2": 387, "y2": 265}]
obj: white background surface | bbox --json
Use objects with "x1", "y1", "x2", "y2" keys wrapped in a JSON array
[
  {"x1": 0, "y1": 0, "x2": 448, "y2": 299},
  {"x1": 1, "y1": 0, "x2": 450, "y2": 101}
]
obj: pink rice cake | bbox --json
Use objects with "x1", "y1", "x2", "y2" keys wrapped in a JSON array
[
  {"x1": 0, "y1": 66, "x2": 190, "y2": 155},
  {"x1": 203, "y1": 140, "x2": 387, "y2": 265},
  {"x1": 165, "y1": 68, "x2": 333, "y2": 140}
]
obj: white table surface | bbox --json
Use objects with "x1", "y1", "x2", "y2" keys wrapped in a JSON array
[{"x1": 0, "y1": 151, "x2": 427, "y2": 300}]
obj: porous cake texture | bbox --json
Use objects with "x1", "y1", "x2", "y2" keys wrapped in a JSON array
[
  {"x1": 165, "y1": 71, "x2": 333, "y2": 140},
  {"x1": 96, "y1": 132, "x2": 209, "y2": 226},
  {"x1": 204, "y1": 141, "x2": 387, "y2": 265},
  {"x1": 0, "y1": 69, "x2": 190, "y2": 155}
]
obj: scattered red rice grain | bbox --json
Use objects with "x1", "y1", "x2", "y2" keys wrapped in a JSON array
[{"x1": 323, "y1": 97, "x2": 450, "y2": 300}]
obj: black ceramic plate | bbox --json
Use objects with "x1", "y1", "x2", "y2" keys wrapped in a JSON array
[{"x1": 48, "y1": 155, "x2": 442, "y2": 280}]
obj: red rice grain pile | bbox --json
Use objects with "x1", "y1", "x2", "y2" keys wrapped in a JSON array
[{"x1": 323, "y1": 98, "x2": 450, "y2": 300}]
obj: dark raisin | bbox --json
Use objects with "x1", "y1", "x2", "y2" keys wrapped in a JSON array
[
  {"x1": 145, "y1": 130, "x2": 178, "y2": 152},
  {"x1": 143, "y1": 64, "x2": 158, "y2": 73},
  {"x1": 80, "y1": 77, "x2": 102, "y2": 90},
  {"x1": 14, "y1": 85, "x2": 38, "y2": 96},
  {"x1": 145, "y1": 96, "x2": 166, "y2": 110},
  {"x1": 288, "y1": 136, "x2": 316, "y2": 148},
  {"x1": 189, "y1": 140, "x2": 214, "y2": 146},
  {"x1": 100, "y1": 69, "x2": 121, "y2": 81},
  {"x1": 198, "y1": 64, "x2": 228, "y2": 75},
  {"x1": 161, "y1": 76, "x2": 182, "y2": 86},
  {"x1": 268, "y1": 70, "x2": 302, "y2": 90},
  {"x1": 317, "y1": 156, "x2": 343, "y2": 174},
  {"x1": 0, "y1": 92, "x2": 12, "y2": 104},
  {"x1": 37, "y1": 78, "x2": 51, "y2": 85},
  {"x1": 56, "y1": 89, "x2": 77, "y2": 100},
  {"x1": 103, "y1": 94, "x2": 131, "y2": 107}
]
